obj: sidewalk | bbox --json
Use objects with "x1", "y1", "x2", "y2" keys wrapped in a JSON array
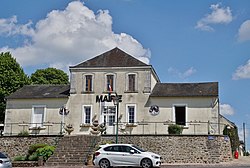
[
  {"x1": 14, "y1": 156, "x2": 250, "y2": 168},
  {"x1": 162, "y1": 156, "x2": 250, "y2": 167}
]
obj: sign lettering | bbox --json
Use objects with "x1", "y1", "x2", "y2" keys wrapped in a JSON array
[{"x1": 96, "y1": 94, "x2": 122, "y2": 103}]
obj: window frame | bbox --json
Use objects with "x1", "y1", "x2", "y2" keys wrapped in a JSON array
[
  {"x1": 126, "y1": 104, "x2": 137, "y2": 124},
  {"x1": 31, "y1": 105, "x2": 46, "y2": 128},
  {"x1": 105, "y1": 73, "x2": 116, "y2": 92},
  {"x1": 172, "y1": 104, "x2": 188, "y2": 127},
  {"x1": 82, "y1": 74, "x2": 94, "y2": 93},
  {"x1": 82, "y1": 105, "x2": 92, "y2": 124},
  {"x1": 126, "y1": 73, "x2": 138, "y2": 92}
]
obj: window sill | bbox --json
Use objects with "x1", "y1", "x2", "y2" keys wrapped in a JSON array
[
  {"x1": 126, "y1": 123, "x2": 138, "y2": 127},
  {"x1": 80, "y1": 123, "x2": 91, "y2": 127},
  {"x1": 29, "y1": 127, "x2": 46, "y2": 130},
  {"x1": 81, "y1": 91, "x2": 94, "y2": 94},
  {"x1": 124, "y1": 91, "x2": 138, "y2": 93}
]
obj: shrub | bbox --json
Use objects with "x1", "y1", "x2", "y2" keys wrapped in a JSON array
[
  {"x1": 28, "y1": 144, "x2": 48, "y2": 155},
  {"x1": 36, "y1": 145, "x2": 55, "y2": 161},
  {"x1": 18, "y1": 130, "x2": 29, "y2": 136},
  {"x1": 28, "y1": 152, "x2": 39, "y2": 161},
  {"x1": 168, "y1": 124, "x2": 183, "y2": 135},
  {"x1": 13, "y1": 155, "x2": 26, "y2": 161}
]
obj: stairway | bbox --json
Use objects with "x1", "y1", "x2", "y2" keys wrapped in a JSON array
[{"x1": 46, "y1": 135, "x2": 100, "y2": 166}]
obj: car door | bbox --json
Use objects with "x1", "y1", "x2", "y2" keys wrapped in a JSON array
[
  {"x1": 119, "y1": 145, "x2": 142, "y2": 166},
  {"x1": 103, "y1": 145, "x2": 124, "y2": 166}
]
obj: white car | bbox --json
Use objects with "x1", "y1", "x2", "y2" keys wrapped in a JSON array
[
  {"x1": 0, "y1": 152, "x2": 12, "y2": 168},
  {"x1": 93, "y1": 144, "x2": 162, "y2": 168}
]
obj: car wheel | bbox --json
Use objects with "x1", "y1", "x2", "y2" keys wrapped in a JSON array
[
  {"x1": 99, "y1": 158, "x2": 110, "y2": 168},
  {"x1": 141, "y1": 158, "x2": 152, "y2": 168}
]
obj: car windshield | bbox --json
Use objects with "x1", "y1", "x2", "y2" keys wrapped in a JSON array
[
  {"x1": 0, "y1": 152, "x2": 7, "y2": 158},
  {"x1": 132, "y1": 145, "x2": 145, "y2": 152}
]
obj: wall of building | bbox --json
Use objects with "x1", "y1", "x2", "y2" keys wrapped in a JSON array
[
  {"x1": 4, "y1": 98, "x2": 68, "y2": 135},
  {"x1": 68, "y1": 67, "x2": 158, "y2": 135},
  {"x1": 0, "y1": 135, "x2": 232, "y2": 164}
]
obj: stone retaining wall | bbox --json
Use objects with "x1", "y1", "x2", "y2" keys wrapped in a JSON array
[
  {"x1": 0, "y1": 135, "x2": 62, "y2": 159},
  {"x1": 0, "y1": 134, "x2": 232, "y2": 164},
  {"x1": 100, "y1": 135, "x2": 233, "y2": 164}
]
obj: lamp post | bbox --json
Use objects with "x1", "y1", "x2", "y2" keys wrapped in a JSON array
[{"x1": 113, "y1": 93, "x2": 119, "y2": 144}]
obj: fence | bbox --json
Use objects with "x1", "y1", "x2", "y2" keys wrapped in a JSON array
[
  {"x1": 3, "y1": 122, "x2": 64, "y2": 136},
  {"x1": 2, "y1": 120, "x2": 229, "y2": 136}
]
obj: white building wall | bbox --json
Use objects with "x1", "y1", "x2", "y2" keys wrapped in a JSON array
[{"x1": 4, "y1": 98, "x2": 68, "y2": 135}]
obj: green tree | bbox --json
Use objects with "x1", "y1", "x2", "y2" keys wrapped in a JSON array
[
  {"x1": 223, "y1": 125, "x2": 240, "y2": 153},
  {"x1": 30, "y1": 67, "x2": 69, "y2": 85},
  {"x1": 0, "y1": 52, "x2": 30, "y2": 122}
]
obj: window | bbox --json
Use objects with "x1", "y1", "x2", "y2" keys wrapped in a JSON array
[
  {"x1": 83, "y1": 106, "x2": 92, "y2": 124},
  {"x1": 31, "y1": 105, "x2": 46, "y2": 128},
  {"x1": 126, "y1": 73, "x2": 137, "y2": 92},
  {"x1": 128, "y1": 74, "x2": 136, "y2": 91},
  {"x1": 102, "y1": 106, "x2": 116, "y2": 126},
  {"x1": 85, "y1": 75, "x2": 92, "y2": 92},
  {"x1": 174, "y1": 106, "x2": 186, "y2": 126},
  {"x1": 126, "y1": 104, "x2": 136, "y2": 124},
  {"x1": 106, "y1": 74, "x2": 114, "y2": 92}
]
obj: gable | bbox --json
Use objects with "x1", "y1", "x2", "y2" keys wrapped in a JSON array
[{"x1": 70, "y1": 47, "x2": 148, "y2": 68}]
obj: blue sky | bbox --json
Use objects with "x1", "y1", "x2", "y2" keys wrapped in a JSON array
[{"x1": 1, "y1": 0, "x2": 250, "y2": 149}]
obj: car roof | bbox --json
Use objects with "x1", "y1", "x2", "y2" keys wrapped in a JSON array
[{"x1": 100, "y1": 144, "x2": 134, "y2": 147}]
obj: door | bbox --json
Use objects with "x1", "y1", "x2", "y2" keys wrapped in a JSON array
[{"x1": 101, "y1": 105, "x2": 117, "y2": 134}]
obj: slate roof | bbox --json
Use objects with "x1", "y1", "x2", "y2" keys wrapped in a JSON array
[
  {"x1": 70, "y1": 47, "x2": 148, "y2": 68},
  {"x1": 6, "y1": 85, "x2": 70, "y2": 99},
  {"x1": 150, "y1": 82, "x2": 218, "y2": 97}
]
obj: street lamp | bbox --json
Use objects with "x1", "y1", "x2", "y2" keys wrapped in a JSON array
[{"x1": 113, "y1": 93, "x2": 119, "y2": 144}]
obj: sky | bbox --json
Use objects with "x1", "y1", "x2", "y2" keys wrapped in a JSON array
[{"x1": 0, "y1": 0, "x2": 250, "y2": 149}]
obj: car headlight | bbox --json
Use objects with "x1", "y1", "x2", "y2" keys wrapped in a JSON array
[{"x1": 151, "y1": 155, "x2": 160, "y2": 159}]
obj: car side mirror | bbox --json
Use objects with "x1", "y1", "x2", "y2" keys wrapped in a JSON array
[{"x1": 130, "y1": 149, "x2": 135, "y2": 154}]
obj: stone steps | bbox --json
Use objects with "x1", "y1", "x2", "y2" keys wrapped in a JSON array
[{"x1": 46, "y1": 135, "x2": 100, "y2": 166}]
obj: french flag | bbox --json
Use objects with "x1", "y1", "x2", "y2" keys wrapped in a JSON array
[{"x1": 108, "y1": 84, "x2": 112, "y2": 92}]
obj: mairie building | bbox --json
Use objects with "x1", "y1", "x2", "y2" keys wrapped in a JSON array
[{"x1": 4, "y1": 47, "x2": 224, "y2": 136}]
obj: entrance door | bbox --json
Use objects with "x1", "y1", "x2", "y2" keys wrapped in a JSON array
[{"x1": 101, "y1": 105, "x2": 117, "y2": 134}]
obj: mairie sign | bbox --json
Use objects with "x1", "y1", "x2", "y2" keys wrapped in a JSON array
[{"x1": 96, "y1": 94, "x2": 122, "y2": 103}]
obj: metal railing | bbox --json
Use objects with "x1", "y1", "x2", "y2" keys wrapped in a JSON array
[
  {"x1": 3, "y1": 121, "x2": 64, "y2": 136},
  {"x1": 104, "y1": 120, "x2": 225, "y2": 135},
  {"x1": 2, "y1": 121, "x2": 228, "y2": 136}
]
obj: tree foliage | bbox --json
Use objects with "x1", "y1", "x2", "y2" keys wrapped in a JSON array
[
  {"x1": 223, "y1": 125, "x2": 240, "y2": 153},
  {"x1": 30, "y1": 67, "x2": 69, "y2": 85},
  {"x1": 0, "y1": 52, "x2": 30, "y2": 122}
]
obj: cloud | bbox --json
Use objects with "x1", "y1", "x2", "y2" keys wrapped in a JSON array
[
  {"x1": 168, "y1": 67, "x2": 196, "y2": 79},
  {"x1": 238, "y1": 20, "x2": 250, "y2": 42},
  {"x1": 195, "y1": 3, "x2": 233, "y2": 31},
  {"x1": 220, "y1": 104, "x2": 235, "y2": 115},
  {"x1": 232, "y1": 59, "x2": 250, "y2": 80},
  {"x1": 0, "y1": 16, "x2": 34, "y2": 36},
  {"x1": 0, "y1": 1, "x2": 150, "y2": 73}
]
